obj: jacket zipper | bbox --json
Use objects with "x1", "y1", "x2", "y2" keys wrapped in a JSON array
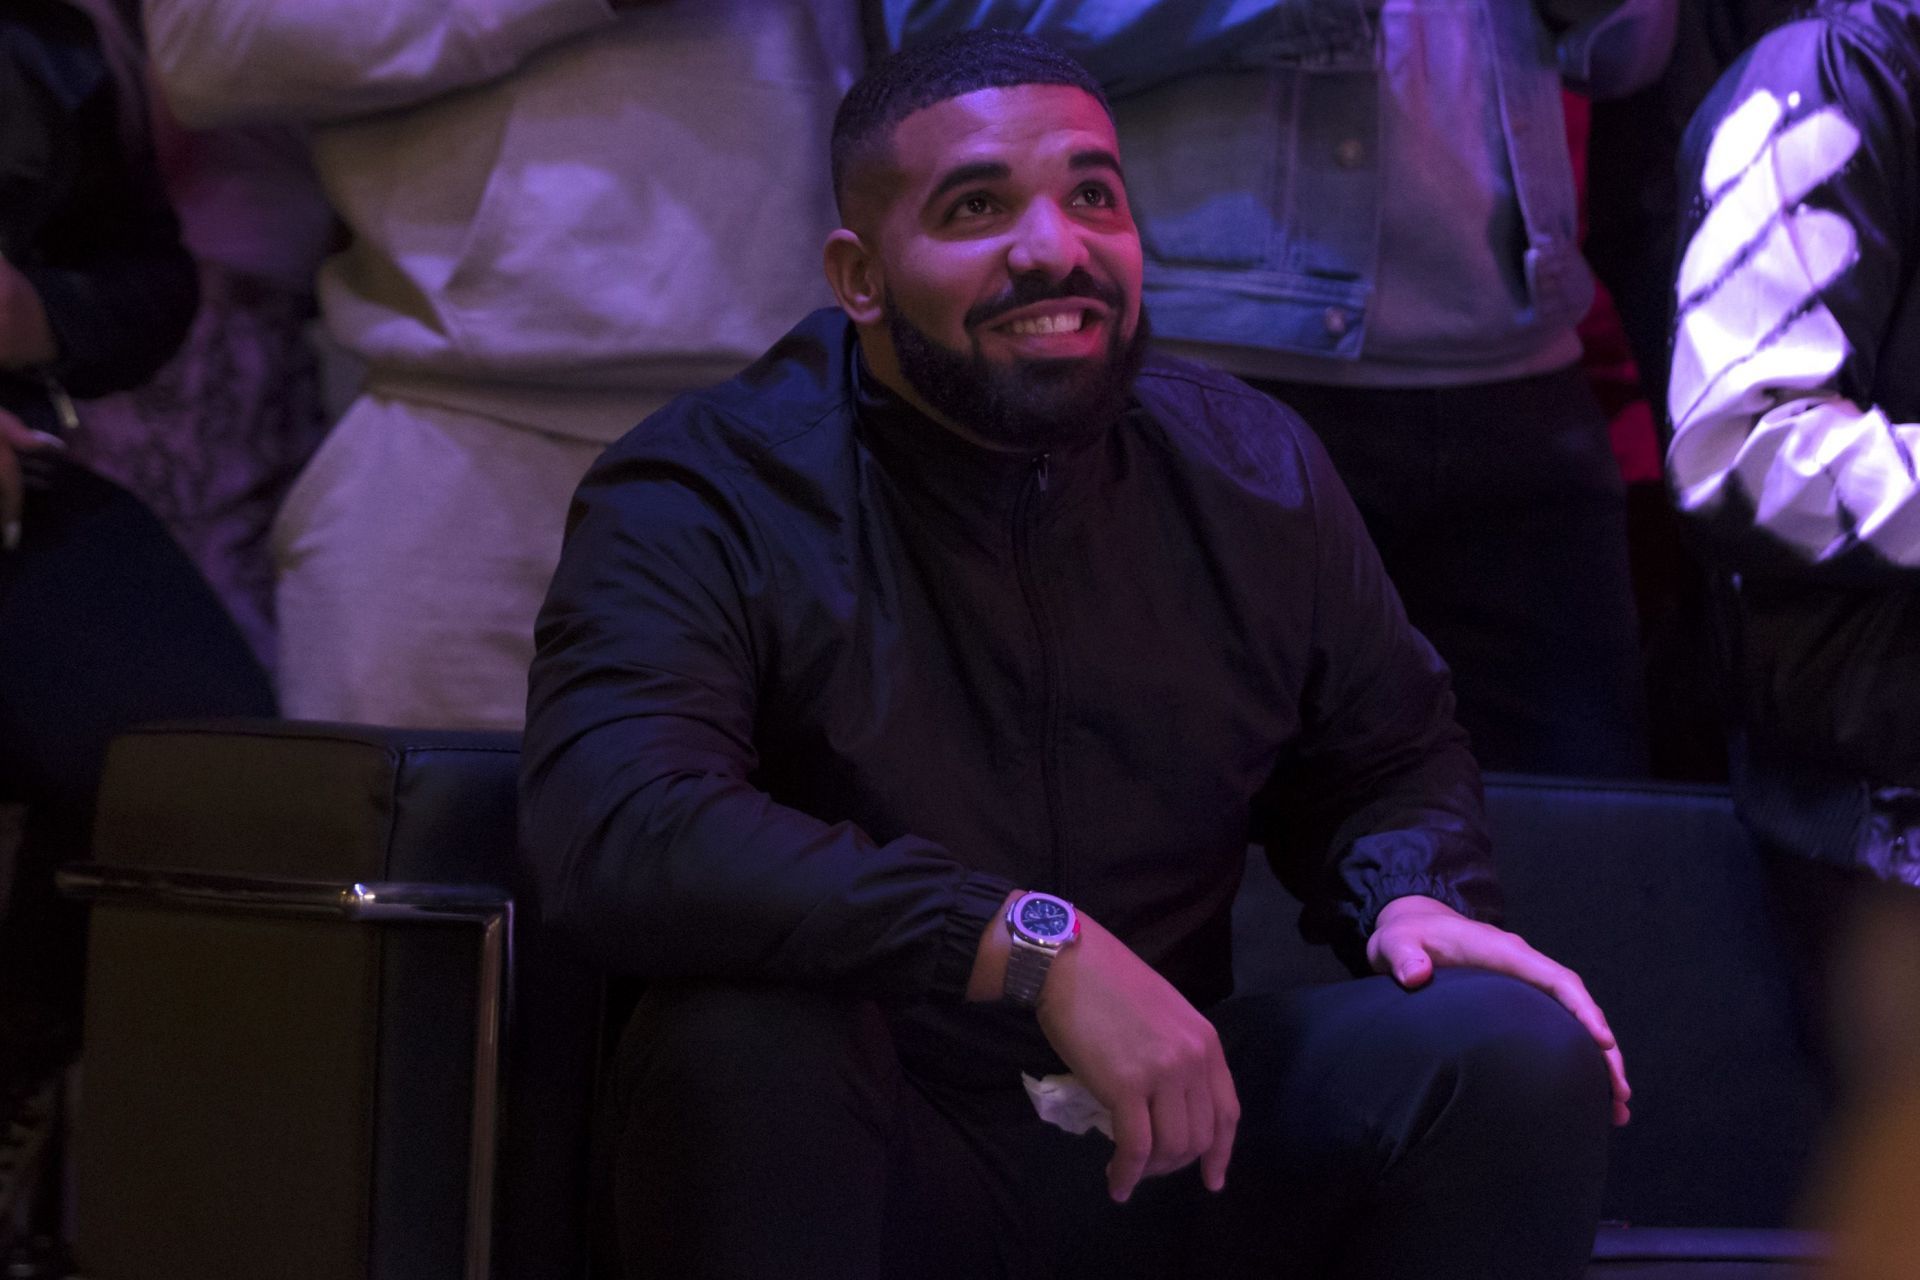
[{"x1": 1013, "y1": 451, "x2": 1067, "y2": 895}]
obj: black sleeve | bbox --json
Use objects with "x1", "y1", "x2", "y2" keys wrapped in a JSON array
[
  {"x1": 1252, "y1": 414, "x2": 1500, "y2": 972},
  {"x1": 518, "y1": 421, "x2": 1014, "y2": 1001},
  {"x1": 20, "y1": 65, "x2": 197, "y2": 398},
  {"x1": 1666, "y1": 14, "x2": 1920, "y2": 583}
]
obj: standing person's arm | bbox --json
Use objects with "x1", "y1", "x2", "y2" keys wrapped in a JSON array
[
  {"x1": 144, "y1": 0, "x2": 631, "y2": 126},
  {"x1": 0, "y1": 14, "x2": 193, "y2": 543},
  {"x1": 879, "y1": 1, "x2": 1376, "y2": 97},
  {"x1": 13, "y1": 101, "x2": 195, "y2": 400},
  {"x1": 1667, "y1": 19, "x2": 1920, "y2": 580}
]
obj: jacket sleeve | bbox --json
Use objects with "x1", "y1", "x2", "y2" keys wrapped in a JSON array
[
  {"x1": 1253, "y1": 410, "x2": 1499, "y2": 971},
  {"x1": 18, "y1": 63, "x2": 195, "y2": 398},
  {"x1": 879, "y1": 0, "x2": 1377, "y2": 98},
  {"x1": 519, "y1": 426, "x2": 1015, "y2": 1001},
  {"x1": 1666, "y1": 19, "x2": 1920, "y2": 582},
  {"x1": 1543, "y1": 0, "x2": 1677, "y2": 98},
  {"x1": 143, "y1": 0, "x2": 616, "y2": 127}
]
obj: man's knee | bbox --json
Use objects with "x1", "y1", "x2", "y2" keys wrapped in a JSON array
[{"x1": 1391, "y1": 970, "x2": 1610, "y2": 1125}]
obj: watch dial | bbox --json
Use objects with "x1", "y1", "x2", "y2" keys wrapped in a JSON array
[{"x1": 1021, "y1": 897, "x2": 1070, "y2": 938}]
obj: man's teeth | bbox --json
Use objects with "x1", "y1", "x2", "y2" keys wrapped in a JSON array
[{"x1": 1007, "y1": 311, "x2": 1086, "y2": 336}]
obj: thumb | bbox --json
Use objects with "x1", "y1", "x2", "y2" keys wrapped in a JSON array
[{"x1": 1373, "y1": 938, "x2": 1434, "y2": 990}]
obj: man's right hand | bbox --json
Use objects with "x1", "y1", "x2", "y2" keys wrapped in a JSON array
[{"x1": 1034, "y1": 913, "x2": 1239, "y2": 1203}]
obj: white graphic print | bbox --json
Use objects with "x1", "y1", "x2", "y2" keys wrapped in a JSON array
[{"x1": 1669, "y1": 87, "x2": 1920, "y2": 565}]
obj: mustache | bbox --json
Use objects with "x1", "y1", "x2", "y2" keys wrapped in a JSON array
[{"x1": 964, "y1": 269, "x2": 1124, "y2": 330}]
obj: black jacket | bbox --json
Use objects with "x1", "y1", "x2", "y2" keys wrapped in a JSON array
[
  {"x1": 521, "y1": 309, "x2": 1496, "y2": 1027},
  {"x1": 0, "y1": 0, "x2": 195, "y2": 433},
  {"x1": 1669, "y1": 0, "x2": 1920, "y2": 879}
]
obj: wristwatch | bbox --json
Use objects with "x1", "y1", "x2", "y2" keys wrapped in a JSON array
[{"x1": 1003, "y1": 891, "x2": 1080, "y2": 1007}]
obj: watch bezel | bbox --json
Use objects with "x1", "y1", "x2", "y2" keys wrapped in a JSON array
[{"x1": 1006, "y1": 891, "x2": 1080, "y2": 951}]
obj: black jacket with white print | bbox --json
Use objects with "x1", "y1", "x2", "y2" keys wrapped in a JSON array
[{"x1": 1670, "y1": 0, "x2": 1920, "y2": 881}]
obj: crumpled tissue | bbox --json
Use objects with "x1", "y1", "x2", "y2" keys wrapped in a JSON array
[{"x1": 1021, "y1": 1072, "x2": 1113, "y2": 1139}]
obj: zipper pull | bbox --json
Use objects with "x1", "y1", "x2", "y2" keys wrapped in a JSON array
[{"x1": 1033, "y1": 452, "x2": 1050, "y2": 493}]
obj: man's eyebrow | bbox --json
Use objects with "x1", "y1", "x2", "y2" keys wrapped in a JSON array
[
  {"x1": 927, "y1": 160, "x2": 1011, "y2": 205},
  {"x1": 1070, "y1": 148, "x2": 1125, "y2": 180}
]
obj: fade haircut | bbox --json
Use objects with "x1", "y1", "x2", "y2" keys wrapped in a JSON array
[{"x1": 830, "y1": 29, "x2": 1111, "y2": 224}]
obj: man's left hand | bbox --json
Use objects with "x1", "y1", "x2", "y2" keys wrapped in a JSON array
[{"x1": 1366, "y1": 894, "x2": 1631, "y2": 1126}]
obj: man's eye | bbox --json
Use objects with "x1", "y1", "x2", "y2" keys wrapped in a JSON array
[
  {"x1": 952, "y1": 194, "x2": 996, "y2": 219},
  {"x1": 1072, "y1": 183, "x2": 1115, "y2": 208}
]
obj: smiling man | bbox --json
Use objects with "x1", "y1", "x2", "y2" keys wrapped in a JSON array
[
  {"x1": 829, "y1": 77, "x2": 1148, "y2": 455},
  {"x1": 522, "y1": 30, "x2": 1621, "y2": 1280}
]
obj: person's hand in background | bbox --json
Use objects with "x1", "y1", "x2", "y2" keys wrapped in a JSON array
[
  {"x1": 0, "y1": 407, "x2": 63, "y2": 550},
  {"x1": 0, "y1": 255, "x2": 56, "y2": 369}
]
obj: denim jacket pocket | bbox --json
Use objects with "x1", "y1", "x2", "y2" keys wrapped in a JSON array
[
  {"x1": 1118, "y1": 37, "x2": 1380, "y2": 274},
  {"x1": 1117, "y1": 72, "x2": 1286, "y2": 270}
]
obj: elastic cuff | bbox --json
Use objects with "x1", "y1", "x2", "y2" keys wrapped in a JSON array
[{"x1": 927, "y1": 870, "x2": 1018, "y2": 1003}]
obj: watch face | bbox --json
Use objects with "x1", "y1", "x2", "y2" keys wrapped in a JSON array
[{"x1": 1019, "y1": 895, "x2": 1073, "y2": 940}]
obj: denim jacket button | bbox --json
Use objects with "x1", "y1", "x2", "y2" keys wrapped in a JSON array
[
  {"x1": 1323, "y1": 307, "x2": 1350, "y2": 336},
  {"x1": 1335, "y1": 138, "x2": 1365, "y2": 168}
]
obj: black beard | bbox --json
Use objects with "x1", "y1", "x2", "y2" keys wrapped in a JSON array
[{"x1": 884, "y1": 271, "x2": 1150, "y2": 453}]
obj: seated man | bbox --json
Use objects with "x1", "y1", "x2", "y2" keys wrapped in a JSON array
[{"x1": 521, "y1": 30, "x2": 1628, "y2": 1280}]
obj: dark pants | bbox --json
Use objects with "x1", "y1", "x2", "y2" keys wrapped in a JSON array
[
  {"x1": 1247, "y1": 368, "x2": 1649, "y2": 777},
  {"x1": 0, "y1": 460, "x2": 274, "y2": 1081},
  {"x1": 605, "y1": 969, "x2": 1611, "y2": 1279}
]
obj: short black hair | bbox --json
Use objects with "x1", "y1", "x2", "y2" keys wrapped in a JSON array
[{"x1": 830, "y1": 29, "x2": 1111, "y2": 223}]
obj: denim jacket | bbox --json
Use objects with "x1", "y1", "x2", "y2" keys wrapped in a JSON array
[{"x1": 882, "y1": 0, "x2": 1675, "y2": 365}]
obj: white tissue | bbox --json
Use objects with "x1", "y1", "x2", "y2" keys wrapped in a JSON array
[{"x1": 1021, "y1": 1072, "x2": 1113, "y2": 1139}]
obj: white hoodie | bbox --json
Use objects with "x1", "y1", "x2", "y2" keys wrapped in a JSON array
[{"x1": 146, "y1": 0, "x2": 863, "y2": 442}]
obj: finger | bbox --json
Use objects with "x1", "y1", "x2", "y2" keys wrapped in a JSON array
[
  {"x1": 1201, "y1": 1054, "x2": 1239, "y2": 1193},
  {"x1": 0, "y1": 410, "x2": 52, "y2": 451},
  {"x1": 1144, "y1": 1088, "x2": 1192, "y2": 1178},
  {"x1": 1374, "y1": 936, "x2": 1435, "y2": 990},
  {"x1": 1537, "y1": 969, "x2": 1618, "y2": 1053},
  {"x1": 1183, "y1": 1083, "x2": 1213, "y2": 1174},
  {"x1": 0, "y1": 440, "x2": 20, "y2": 551},
  {"x1": 1456, "y1": 933, "x2": 1620, "y2": 1052},
  {"x1": 1473, "y1": 939, "x2": 1631, "y2": 1116},
  {"x1": 1604, "y1": 1044, "x2": 1632, "y2": 1126},
  {"x1": 0, "y1": 409, "x2": 32, "y2": 448},
  {"x1": 1551, "y1": 982, "x2": 1612, "y2": 1051},
  {"x1": 1106, "y1": 1097, "x2": 1152, "y2": 1204}
]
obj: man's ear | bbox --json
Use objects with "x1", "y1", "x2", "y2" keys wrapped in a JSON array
[{"x1": 824, "y1": 229, "x2": 884, "y2": 325}]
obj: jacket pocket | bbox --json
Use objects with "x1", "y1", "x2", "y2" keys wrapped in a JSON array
[{"x1": 1117, "y1": 71, "x2": 1286, "y2": 270}]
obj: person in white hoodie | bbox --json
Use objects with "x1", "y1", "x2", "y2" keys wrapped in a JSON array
[{"x1": 143, "y1": 0, "x2": 864, "y2": 729}]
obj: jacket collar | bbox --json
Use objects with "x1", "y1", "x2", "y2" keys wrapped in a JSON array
[{"x1": 846, "y1": 329, "x2": 1126, "y2": 541}]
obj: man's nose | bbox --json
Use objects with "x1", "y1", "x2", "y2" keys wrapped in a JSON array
[{"x1": 1004, "y1": 199, "x2": 1087, "y2": 279}]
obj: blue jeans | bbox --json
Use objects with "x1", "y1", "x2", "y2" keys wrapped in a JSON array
[{"x1": 604, "y1": 969, "x2": 1611, "y2": 1279}]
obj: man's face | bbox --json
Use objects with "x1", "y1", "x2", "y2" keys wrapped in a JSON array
[{"x1": 859, "y1": 84, "x2": 1147, "y2": 451}]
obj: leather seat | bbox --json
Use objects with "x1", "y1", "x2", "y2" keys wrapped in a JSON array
[{"x1": 62, "y1": 721, "x2": 598, "y2": 1280}]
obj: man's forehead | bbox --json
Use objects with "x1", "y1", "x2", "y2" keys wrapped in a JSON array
[{"x1": 889, "y1": 84, "x2": 1119, "y2": 176}]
